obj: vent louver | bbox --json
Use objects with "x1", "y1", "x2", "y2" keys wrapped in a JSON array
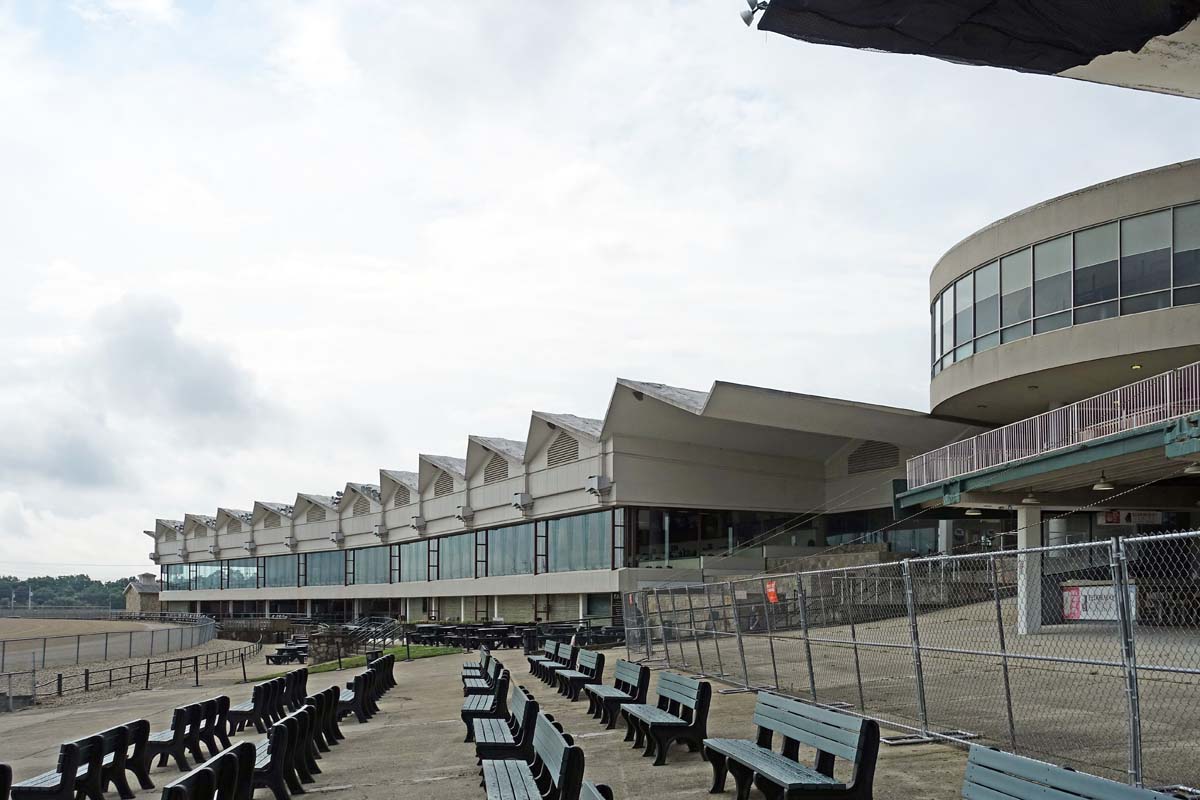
[
  {"x1": 352, "y1": 495, "x2": 370, "y2": 516},
  {"x1": 393, "y1": 485, "x2": 410, "y2": 507},
  {"x1": 484, "y1": 454, "x2": 509, "y2": 484},
  {"x1": 847, "y1": 440, "x2": 900, "y2": 474},
  {"x1": 306, "y1": 506, "x2": 326, "y2": 523},
  {"x1": 228, "y1": 519, "x2": 242, "y2": 534},
  {"x1": 434, "y1": 471, "x2": 455, "y2": 497},
  {"x1": 264, "y1": 513, "x2": 280, "y2": 529},
  {"x1": 547, "y1": 432, "x2": 579, "y2": 467}
]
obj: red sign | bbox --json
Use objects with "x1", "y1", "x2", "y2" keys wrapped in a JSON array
[{"x1": 765, "y1": 580, "x2": 779, "y2": 604}]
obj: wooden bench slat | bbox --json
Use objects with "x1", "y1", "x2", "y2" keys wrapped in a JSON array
[{"x1": 965, "y1": 747, "x2": 1177, "y2": 800}]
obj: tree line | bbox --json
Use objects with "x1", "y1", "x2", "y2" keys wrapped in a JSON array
[{"x1": 0, "y1": 574, "x2": 137, "y2": 610}]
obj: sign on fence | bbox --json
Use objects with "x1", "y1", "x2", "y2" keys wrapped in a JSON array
[{"x1": 765, "y1": 580, "x2": 779, "y2": 604}]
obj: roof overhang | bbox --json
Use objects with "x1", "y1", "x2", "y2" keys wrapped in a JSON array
[
  {"x1": 757, "y1": 1, "x2": 1200, "y2": 99},
  {"x1": 603, "y1": 378, "x2": 984, "y2": 460},
  {"x1": 466, "y1": 436, "x2": 526, "y2": 477},
  {"x1": 418, "y1": 454, "x2": 467, "y2": 492}
]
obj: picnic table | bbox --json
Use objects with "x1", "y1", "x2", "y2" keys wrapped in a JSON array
[{"x1": 266, "y1": 646, "x2": 307, "y2": 665}]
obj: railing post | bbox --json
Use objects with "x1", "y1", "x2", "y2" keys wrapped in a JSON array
[
  {"x1": 1110, "y1": 537, "x2": 1143, "y2": 787},
  {"x1": 901, "y1": 560, "x2": 930, "y2": 736},
  {"x1": 652, "y1": 589, "x2": 669, "y2": 667},
  {"x1": 84, "y1": 669, "x2": 89, "y2": 692},
  {"x1": 794, "y1": 574, "x2": 818, "y2": 702},
  {"x1": 194, "y1": 656, "x2": 200, "y2": 687},
  {"x1": 56, "y1": 673, "x2": 62, "y2": 696},
  {"x1": 1, "y1": 639, "x2": 5, "y2": 672},
  {"x1": 726, "y1": 581, "x2": 752, "y2": 689},
  {"x1": 75, "y1": 635, "x2": 80, "y2": 665},
  {"x1": 6, "y1": 673, "x2": 12, "y2": 712},
  {"x1": 989, "y1": 555, "x2": 1018, "y2": 751},
  {"x1": 104, "y1": 632, "x2": 109, "y2": 661}
]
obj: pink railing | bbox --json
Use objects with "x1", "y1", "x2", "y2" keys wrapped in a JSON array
[{"x1": 907, "y1": 361, "x2": 1200, "y2": 489}]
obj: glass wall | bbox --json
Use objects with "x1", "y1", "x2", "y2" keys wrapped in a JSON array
[
  {"x1": 439, "y1": 533, "x2": 475, "y2": 580},
  {"x1": 932, "y1": 202, "x2": 1200, "y2": 373},
  {"x1": 399, "y1": 540, "x2": 428, "y2": 582},
  {"x1": 226, "y1": 558, "x2": 258, "y2": 589},
  {"x1": 631, "y1": 507, "x2": 808, "y2": 567},
  {"x1": 354, "y1": 545, "x2": 391, "y2": 585},
  {"x1": 264, "y1": 554, "x2": 297, "y2": 588},
  {"x1": 306, "y1": 550, "x2": 345, "y2": 587},
  {"x1": 163, "y1": 563, "x2": 187, "y2": 591},
  {"x1": 547, "y1": 510, "x2": 611, "y2": 572},
  {"x1": 489, "y1": 523, "x2": 533, "y2": 576},
  {"x1": 191, "y1": 562, "x2": 220, "y2": 590}
]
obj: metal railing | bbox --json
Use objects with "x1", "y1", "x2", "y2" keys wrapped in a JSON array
[
  {"x1": 0, "y1": 639, "x2": 263, "y2": 709},
  {"x1": 907, "y1": 361, "x2": 1200, "y2": 489},
  {"x1": 0, "y1": 613, "x2": 218, "y2": 671},
  {"x1": 624, "y1": 530, "x2": 1200, "y2": 794}
]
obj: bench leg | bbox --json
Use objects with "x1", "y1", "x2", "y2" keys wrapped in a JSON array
[
  {"x1": 462, "y1": 715, "x2": 475, "y2": 743},
  {"x1": 110, "y1": 768, "x2": 136, "y2": 800},
  {"x1": 754, "y1": 776, "x2": 785, "y2": 800},
  {"x1": 263, "y1": 774, "x2": 289, "y2": 800},
  {"x1": 130, "y1": 759, "x2": 155, "y2": 790},
  {"x1": 727, "y1": 761, "x2": 754, "y2": 800},
  {"x1": 706, "y1": 749, "x2": 728, "y2": 794},
  {"x1": 622, "y1": 711, "x2": 637, "y2": 743}
]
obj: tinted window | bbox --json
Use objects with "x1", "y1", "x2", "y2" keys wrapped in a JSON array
[
  {"x1": 399, "y1": 540, "x2": 428, "y2": 582},
  {"x1": 227, "y1": 557, "x2": 257, "y2": 589},
  {"x1": 954, "y1": 275, "x2": 973, "y2": 346},
  {"x1": 1121, "y1": 291, "x2": 1170, "y2": 316},
  {"x1": 1000, "y1": 249, "x2": 1031, "y2": 326},
  {"x1": 1033, "y1": 235, "x2": 1071, "y2": 316},
  {"x1": 439, "y1": 534, "x2": 474, "y2": 580},
  {"x1": 1075, "y1": 300, "x2": 1118, "y2": 325},
  {"x1": 1175, "y1": 203, "x2": 1200, "y2": 287},
  {"x1": 548, "y1": 510, "x2": 612, "y2": 572},
  {"x1": 306, "y1": 550, "x2": 345, "y2": 586},
  {"x1": 940, "y1": 290, "x2": 953, "y2": 356},
  {"x1": 974, "y1": 261, "x2": 999, "y2": 335},
  {"x1": 1034, "y1": 311, "x2": 1071, "y2": 334},
  {"x1": 1075, "y1": 223, "x2": 1118, "y2": 305},
  {"x1": 1120, "y1": 211, "x2": 1170, "y2": 296},
  {"x1": 354, "y1": 545, "x2": 391, "y2": 585},
  {"x1": 264, "y1": 555, "x2": 297, "y2": 588},
  {"x1": 489, "y1": 523, "x2": 534, "y2": 577}
]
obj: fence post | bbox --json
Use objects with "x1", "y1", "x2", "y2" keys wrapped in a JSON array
[
  {"x1": 104, "y1": 632, "x2": 109, "y2": 661},
  {"x1": 7, "y1": 673, "x2": 12, "y2": 712},
  {"x1": 129, "y1": 632, "x2": 133, "y2": 658},
  {"x1": 702, "y1": 583, "x2": 725, "y2": 678},
  {"x1": 56, "y1": 673, "x2": 62, "y2": 696},
  {"x1": 667, "y1": 589, "x2": 687, "y2": 668},
  {"x1": 989, "y1": 554, "x2": 1018, "y2": 751},
  {"x1": 651, "y1": 589, "x2": 670, "y2": 668},
  {"x1": 726, "y1": 581, "x2": 752, "y2": 689},
  {"x1": 144, "y1": 659, "x2": 151, "y2": 690},
  {"x1": 41, "y1": 638, "x2": 47, "y2": 668},
  {"x1": 2, "y1": 639, "x2": 5, "y2": 672},
  {"x1": 30, "y1": 653, "x2": 36, "y2": 705},
  {"x1": 84, "y1": 669, "x2": 89, "y2": 692},
  {"x1": 901, "y1": 560, "x2": 931, "y2": 737},
  {"x1": 240, "y1": 652, "x2": 248, "y2": 683},
  {"x1": 845, "y1": 572, "x2": 866, "y2": 713},
  {"x1": 194, "y1": 656, "x2": 199, "y2": 687},
  {"x1": 1110, "y1": 537, "x2": 1143, "y2": 787},
  {"x1": 76, "y1": 635, "x2": 80, "y2": 665},
  {"x1": 794, "y1": 573, "x2": 818, "y2": 702},
  {"x1": 758, "y1": 578, "x2": 780, "y2": 691},
  {"x1": 682, "y1": 586, "x2": 705, "y2": 675}
]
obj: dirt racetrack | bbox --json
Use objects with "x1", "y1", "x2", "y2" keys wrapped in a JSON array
[{"x1": 0, "y1": 618, "x2": 168, "y2": 639}]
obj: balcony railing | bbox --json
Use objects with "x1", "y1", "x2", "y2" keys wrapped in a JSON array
[{"x1": 907, "y1": 361, "x2": 1200, "y2": 490}]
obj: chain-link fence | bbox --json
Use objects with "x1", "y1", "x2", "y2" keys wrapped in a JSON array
[
  {"x1": 624, "y1": 530, "x2": 1200, "y2": 793},
  {"x1": 0, "y1": 612, "x2": 218, "y2": 671}
]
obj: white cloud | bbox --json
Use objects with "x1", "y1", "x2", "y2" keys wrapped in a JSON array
[{"x1": 1, "y1": 3, "x2": 1198, "y2": 578}]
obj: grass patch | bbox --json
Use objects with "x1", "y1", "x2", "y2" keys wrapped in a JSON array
[{"x1": 259, "y1": 644, "x2": 459, "y2": 680}]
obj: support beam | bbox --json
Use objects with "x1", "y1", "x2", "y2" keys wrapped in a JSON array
[{"x1": 1016, "y1": 505, "x2": 1043, "y2": 636}]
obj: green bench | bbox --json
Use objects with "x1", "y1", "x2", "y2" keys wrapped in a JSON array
[
  {"x1": 159, "y1": 740, "x2": 254, "y2": 800},
  {"x1": 621, "y1": 672, "x2": 711, "y2": 766},
  {"x1": 1, "y1": 763, "x2": 11, "y2": 800},
  {"x1": 147, "y1": 705, "x2": 203, "y2": 772},
  {"x1": 473, "y1": 684, "x2": 540, "y2": 762},
  {"x1": 703, "y1": 692, "x2": 878, "y2": 800},
  {"x1": 482, "y1": 713, "x2": 611, "y2": 800},
  {"x1": 464, "y1": 658, "x2": 503, "y2": 697},
  {"x1": 460, "y1": 669, "x2": 511, "y2": 742},
  {"x1": 962, "y1": 746, "x2": 1180, "y2": 800},
  {"x1": 555, "y1": 649, "x2": 606, "y2": 701},
  {"x1": 537, "y1": 641, "x2": 578, "y2": 686},
  {"x1": 463, "y1": 647, "x2": 490, "y2": 677},
  {"x1": 584, "y1": 660, "x2": 650, "y2": 730}
]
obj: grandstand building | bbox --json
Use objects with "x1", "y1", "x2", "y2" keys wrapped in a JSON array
[{"x1": 149, "y1": 160, "x2": 1200, "y2": 624}]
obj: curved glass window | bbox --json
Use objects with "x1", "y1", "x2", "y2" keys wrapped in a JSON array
[
  {"x1": 932, "y1": 201, "x2": 1200, "y2": 374},
  {"x1": 164, "y1": 564, "x2": 187, "y2": 591}
]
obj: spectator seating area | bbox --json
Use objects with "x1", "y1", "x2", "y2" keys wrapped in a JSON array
[{"x1": 1, "y1": 656, "x2": 395, "y2": 800}]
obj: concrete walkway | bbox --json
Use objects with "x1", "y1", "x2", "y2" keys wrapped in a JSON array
[{"x1": 0, "y1": 649, "x2": 969, "y2": 799}]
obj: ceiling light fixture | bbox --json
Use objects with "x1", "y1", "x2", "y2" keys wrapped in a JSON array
[
  {"x1": 1184, "y1": 463, "x2": 1200, "y2": 475},
  {"x1": 741, "y1": 0, "x2": 768, "y2": 26},
  {"x1": 1021, "y1": 491, "x2": 1040, "y2": 505},
  {"x1": 1092, "y1": 473, "x2": 1115, "y2": 492},
  {"x1": 965, "y1": 508, "x2": 982, "y2": 516},
  {"x1": 1131, "y1": 364, "x2": 1142, "y2": 370}
]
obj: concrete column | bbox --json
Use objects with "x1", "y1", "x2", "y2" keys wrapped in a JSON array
[
  {"x1": 579, "y1": 594, "x2": 586, "y2": 620},
  {"x1": 264, "y1": 599, "x2": 270, "y2": 616},
  {"x1": 937, "y1": 520, "x2": 953, "y2": 554},
  {"x1": 1016, "y1": 505, "x2": 1043, "y2": 636},
  {"x1": 305, "y1": 599, "x2": 313, "y2": 618},
  {"x1": 460, "y1": 596, "x2": 466, "y2": 622},
  {"x1": 353, "y1": 598, "x2": 361, "y2": 618},
  {"x1": 810, "y1": 516, "x2": 828, "y2": 548}
]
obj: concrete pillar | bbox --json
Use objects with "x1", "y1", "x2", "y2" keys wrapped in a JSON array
[
  {"x1": 353, "y1": 598, "x2": 361, "y2": 619},
  {"x1": 579, "y1": 594, "x2": 586, "y2": 620},
  {"x1": 264, "y1": 599, "x2": 271, "y2": 616},
  {"x1": 937, "y1": 520, "x2": 953, "y2": 554},
  {"x1": 227, "y1": 600, "x2": 234, "y2": 618},
  {"x1": 460, "y1": 596, "x2": 466, "y2": 622},
  {"x1": 305, "y1": 599, "x2": 313, "y2": 618},
  {"x1": 810, "y1": 516, "x2": 828, "y2": 548},
  {"x1": 1016, "y1": 505, "x2": 1043, "y2": 636}
]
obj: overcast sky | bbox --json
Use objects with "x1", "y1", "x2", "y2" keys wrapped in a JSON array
[{"x1": 1, "y1": 1, "x2": 1198, "y2": 580}]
